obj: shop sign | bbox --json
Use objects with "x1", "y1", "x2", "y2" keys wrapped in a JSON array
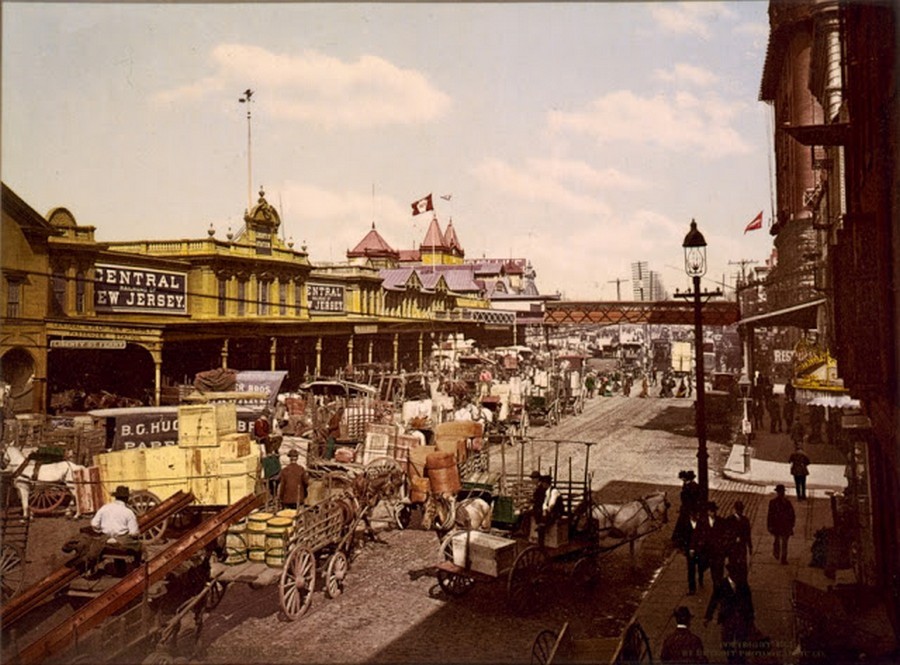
[
  {"x1": 233, "y1": 370, "x2": 287, "y2": 408},
  {"x1": 95, "y1": 264, "x2": 187, "y2": 314},
  {"x1": 354, "y1": 325, "x2": 378, "y2": 335},
  {"x1": 50, "y1": 339, "x2": 127, "y2": 350},
  {"x1": 107, "y1": 410, "x2": 259, "y2": 450},
  {"x1": 774, "y1": 349, "x2": 794, "y2": 364},
  {"x1": 307, "y1": 283, "x2": 344, "y2": 313}
]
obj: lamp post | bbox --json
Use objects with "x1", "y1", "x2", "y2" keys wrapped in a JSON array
[
  {"x1": 739, "y1": 373, "x2": 753, "y2": 472},
  {"x1": 674, "y1": 219, "x2": 721, "y2": 503}
]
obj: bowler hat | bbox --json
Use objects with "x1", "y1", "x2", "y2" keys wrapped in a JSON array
[
  {"x1": 775, "y1": 484, "x2": 786, "y2": 494},
  {"x1": 530, "y1": 470, "x2": 542, "y2": 480},
  {"x1": 674, "y1": 606, "x2": 693, "y2": 624},
  {"x1": 113, "y1": 485, "x2": 130, "y2": 500},
  {"x1": 287, "y1": 449, "x2": 299, "y2": 459}
]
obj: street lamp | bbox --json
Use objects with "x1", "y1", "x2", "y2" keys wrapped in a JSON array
[
  {"x1": 680, "y1": 219, "x2": 713, "y2": 502},
  {"x1": 738, "y1": 373, "x2": 753, "y2": 472}
]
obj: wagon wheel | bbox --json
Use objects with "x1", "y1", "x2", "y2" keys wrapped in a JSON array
[
  {"x1": 324, "y1": 550, "x2": 349, "y2": 599},
  {"x1": 436, "y1": 529, "x2": 475, "y2": 597},
  {"x1": 280, "y1": 546, "x2": 316, "y2": 620},
  {"x1": 615, "y1": 621, "x2": 652, "y2": 664},
  {"x1": 531, "y1": 623, "x2": 571, "y2": 665},
  {"x1": 204, "y1": 578, "x2": 227, "y2": 611},
  {"x1": 130, "y1": 490, "x2": 167, "y2": 543},
  {"x1": 395, "y1": 504, "x2": 412, "y2": 530},
  {"x1": 507, "y1": 545, "x2": 548, "y2": 614},
  {"x1": 30, "y1": 483, "x2": 69, "y2": 515},
  {"x1": 571, "y1": 555, "x2": 601, "y2": 591},
  {"x1": 0, "y1": 542, "x2": 25, "y2": 602}
]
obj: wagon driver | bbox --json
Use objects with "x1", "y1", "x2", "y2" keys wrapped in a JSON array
[
  {"x1": 530, "y1": 471, "x2": 562, "y2": 546},
  {"x1": 278, "y1": 449, "x2": 310, "y2": 511},
  {"x1": 91, "y1": 485, "x2": 142, "y2": 562}
]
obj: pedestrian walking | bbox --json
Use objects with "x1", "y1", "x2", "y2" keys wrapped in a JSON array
[
  {"x1": 724, "y1": 500, "x2": 752, "y2": 577},
  {"x1": 767, "y1": 395, "x2": 783, "y2": 433},
  {"x1": 783, "y1": 382, "x2": 796, "y2": 428},
  {"x1": 696, "y1": 501, "x2": 728, "y2": 588},
  {"x1": 789, "y1": 445, "x2": 811, "y2": 501},
  {"x1": 704, "y1": 562, "x2": 755, "y2": 663},
  {"x1": 766, "y1": 484, "x2": 795, "y2": 565},
  {"x1": 661, "y1": 606, "x2": 708, "y2": 663},
  {"x1": 277, "y1": 449, "x2": 310, "y2": 510},
  {"x1": 790, "y1": 418, "x2": 806, "y2": 449}
]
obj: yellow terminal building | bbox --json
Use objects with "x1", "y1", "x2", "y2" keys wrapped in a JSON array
[{"x1": 1, "y1": 183, "x2": 541, "y2": 414}]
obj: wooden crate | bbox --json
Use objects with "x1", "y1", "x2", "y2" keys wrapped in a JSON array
[
  {"x1": 144, "y1": 446, "x2": 189, "y2": 501},
  {"x1": 178, "y1": 403, "x2": 235, "y2": 447},
  {"x1": 94, "y1": 448, "x2": 149, "y2": 492},
  {"x1": 73, "y1": 466, "x2": 105, "y2": 514},
  {"x1": 450, "y1": 531, "x2": 517, "y2": 577},
  {"x1": 408, "y1": 444, "x2": 436, "y2": 478},
  {"x1": 186, "y1": 446, "x2": 220, "y2": 505},
  {"x1": 365, "y1": 423, "x2": 399, "y2": 445},
  {"x1": 220, "y1": 432, "x2": 252, "y2": 458},
  {"x1": 218, "y1": 456, "x2": 258, "y2": 504}
]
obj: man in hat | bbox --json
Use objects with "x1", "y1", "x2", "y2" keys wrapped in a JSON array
[
  {"x1": 725, "y1": 500, "x2": 752, "y2": 576},
  {"x1": 90, "y1": 485, "x2": 141, "y2": 561},
  {"x1": 530, "y1": 471, "x2": 562, "y2": 545},
  {"x1": 661, "y1": 606, "x2": 707, "y2": 663},
  {"x1": 705, "y1": 561, "x2": 755, "y2": 663},
  {"x1": 277, "y1": 449, "x2": 309, "y2": 511},
  {"x1": 788, "y1": 444, "x2": 811, "y2": 501},
  {"x1": 767, "y1": 484, "x2": 795, "y2": 564}
]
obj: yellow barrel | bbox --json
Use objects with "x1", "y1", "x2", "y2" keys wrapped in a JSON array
[
  {"x1": 248, "y1": 547, "x2": 266, "y2": 563},
  {"x1": 225, "y1": 523, "x2": 248, "y2": 565},
  {"x1": 276, "y1": 508, "x2": 297, "y2": 519},
  {"x1": 264, "y1": 516, "x2": 293, "y2": 568},
  {"x1": 247, "y1": 511, "x2": 273, "y2": 550}
]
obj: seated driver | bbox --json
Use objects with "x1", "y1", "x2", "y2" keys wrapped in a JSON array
[
  {"x1": 530, "y1": 472, "x2": 563, "y2": 545},
  {"x1": 91, "y1": 485, "x2": 142, "y2": 562}
]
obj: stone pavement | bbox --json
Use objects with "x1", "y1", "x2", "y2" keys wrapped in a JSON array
[{"x1": 628, "y1": 426, "x2": 898, "y2": 663}]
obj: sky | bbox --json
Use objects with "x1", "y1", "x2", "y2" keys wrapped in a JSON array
[{"x1": 2, "y1": 1, "x2": 777, "y2": 301}]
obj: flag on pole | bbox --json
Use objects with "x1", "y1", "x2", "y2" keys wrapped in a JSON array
[
  {"x1": 440, "y1": 194, "x2": 452, "y2": 201},
  {"x1": 743, "y1": 210, "x2": 763, "y2": 234},
  {"x1": 411, "y1": 194, "x2": 434, "y2": 216}
]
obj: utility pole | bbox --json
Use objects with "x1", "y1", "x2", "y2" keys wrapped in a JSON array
[
  {"x1": 729, "y1": 259, "x2": 758, "y2": 288},
  {"x1": 607, "y1": 278, "x2": 625, "y2": 300},
  {"x1": 239, "y1": 89, "x2": 255, "y2": 212}
]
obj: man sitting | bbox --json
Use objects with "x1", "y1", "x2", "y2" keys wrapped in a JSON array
[
  {"x1": 530, "y1": 471, "x2": 563, "y2": 545},
  {"x1": 91, "y1": 485, "x2": 142, "y2": 564}
]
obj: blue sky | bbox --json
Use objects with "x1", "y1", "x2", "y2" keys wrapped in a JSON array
[{"x1": 3, "y1": 2, "x2": 775, "y2": 300}]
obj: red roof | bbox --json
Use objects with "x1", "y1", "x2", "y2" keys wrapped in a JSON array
[
  {"x1": 347, "y1": 223, "x2": 399, "y2": 259},
  {"x1": 443, "y1": 220, "x2": 463, "y2": 253},
  {"x1": 420, "y1": 216, "x2": 449, "y2": 251}
]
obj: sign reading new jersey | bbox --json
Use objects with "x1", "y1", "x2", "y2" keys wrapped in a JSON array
[
  {"x1": 307, "y1": 283, "x2": 345, "y2": 313},
  {"x1": 95, "y1": 264, "x2": 188, "y2": 314}
]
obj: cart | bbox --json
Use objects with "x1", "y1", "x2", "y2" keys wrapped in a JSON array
[
  {"x1": 212, "y1": 489, "x2": 367, "y2": 622},
  {"x1": 434, "y1": 440, "x2": 604, "y2": 613},
  {"x1": 530, "y1": 619, "x2": 652, "y2": 664},
  {"x1": 0, "y1": 471, "x2": 28, "y2": 602}
]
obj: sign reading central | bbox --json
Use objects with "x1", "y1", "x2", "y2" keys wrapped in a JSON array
[
  {"x1": 95, "y1": 264, "x2": 188, "y2": 314},
  {"x1": 307, "y1": 283, "x2": 344, "y2": 313}
]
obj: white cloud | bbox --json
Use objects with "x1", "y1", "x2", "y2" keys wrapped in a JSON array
[
  {"x1": 471, "y1": 158, "x2": 615, "y2": 216},
  {"x1": 525, "y1": 158, "x2": 648, "y2": 191},
  {"x1": 650, "y1": 2, "x2": 737, "y2": 39},
  {"x1": 654, "y1": 63, "x2": 719, "y2": 87},
  {"x1": 547, "y1": 90, "x2": 753, "y2": 159},
  {"x1": 154, "y1": 44, "x2": 450, "y2": 129}
]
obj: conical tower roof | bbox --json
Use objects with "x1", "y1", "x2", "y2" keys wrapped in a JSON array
[
  {"x1": 420, "y1": 215, "x2": 449, "y2": 251},
  {"x1": 348, "y1": 222, "x2": 399, "y2": 259},
  {"x1": 443, "y1": 219, "x2": 464, "y2": 254}
]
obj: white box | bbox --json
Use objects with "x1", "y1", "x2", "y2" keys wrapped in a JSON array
[{"x1": 450, "y1": 531, "x2": 517, "y2": 577}]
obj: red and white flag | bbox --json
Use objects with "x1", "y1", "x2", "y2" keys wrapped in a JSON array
[
  {"x1": 743, "y1": 211, "x2": 763, "y2": 234},
  {"x1": 411, "y1": 194, "x2": 434, "y2": 216}
]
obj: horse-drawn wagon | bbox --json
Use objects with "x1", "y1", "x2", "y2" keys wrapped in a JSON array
[{"x1": 432, "y1": 439, "x2": 670, "y2": 614}]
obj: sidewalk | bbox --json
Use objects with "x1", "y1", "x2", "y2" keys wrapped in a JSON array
[{"x1": 628, "y1": 428, "x2": 898, "y2": 663}]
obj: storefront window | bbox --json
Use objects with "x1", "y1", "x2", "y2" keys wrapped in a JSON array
[{"x1": 237, "y1": 279, "x2": 247, "y2": 316}]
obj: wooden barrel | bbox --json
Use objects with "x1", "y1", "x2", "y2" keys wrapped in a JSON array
[
  {"x1": 409, "y1": 475, "x2": 431, "y2": 503},
  {"x1": 225, "y1": 523, "x2": 248, "y2": 565},
  {"x1": 265, "y1": 516, "x2": 293, "y2": 568},
  {"x1": 276, "y1": 508, "x2": 297, "y2": 519},
  {"x1": 247, "y1": 547, "x2": 266, "y2": 563},
  {"x1": 426, "y1": 451, "x2": 460, "y2": 494},
  {"x1": 247, "y1": 512, "x2": 273, "y2": 550}
]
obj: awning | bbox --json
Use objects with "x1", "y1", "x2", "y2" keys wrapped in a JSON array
[
  {"x1": 795, "y1": 387, "x2": 858, "y2": 408},
  {"x1": 782, "y1": 122, "x2": 850, "y2": 146},
  {"x1": 738, "y1": 299, "x2": 825, "y2": 329}
]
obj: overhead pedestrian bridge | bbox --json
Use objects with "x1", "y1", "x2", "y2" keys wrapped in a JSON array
[{"x1": 543, "y1": 300, "x2": 740, "y2": 326}]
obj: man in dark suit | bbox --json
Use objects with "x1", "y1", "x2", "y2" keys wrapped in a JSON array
[
  {"x1": 705, "y1": 562, "x2": 755, "y2": 663},
  {"x1": 661, "y1": 606, "x2": 707, "y2": 663},
  {"x1": 767, "y1": 484, "x2": 795, "y2": 564},
  {"x1": 724, "y1": 500, "x2": 752, "y2": 577}
]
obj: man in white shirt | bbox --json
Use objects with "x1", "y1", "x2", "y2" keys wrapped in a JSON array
[{"x1": 91, "y1": 485, "x2": 141, "y2": 561}]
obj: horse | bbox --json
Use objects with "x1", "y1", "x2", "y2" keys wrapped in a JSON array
[
  {"x1": 0, "y1": 444, "x2": 85, "y2": 519},
  {"x1": 576, "y1": 491, "x2": 670, "y2": 560}
]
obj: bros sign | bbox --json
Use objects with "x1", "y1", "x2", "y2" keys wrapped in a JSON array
[{"x1": 95, "y1": 264, "x2": 188, "y2": 314}]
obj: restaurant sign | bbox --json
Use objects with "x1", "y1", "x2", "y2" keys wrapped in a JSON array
[
  {"x1": 95, "y1": 264, "x2": 188, "y2": 314},
  {"x1": 307, "y1": 283, "x2": 345, "y2": 313}
]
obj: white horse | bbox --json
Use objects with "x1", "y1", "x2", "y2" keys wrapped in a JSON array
[
  {"x1": 579, "y1": 491, "x2": 670, "y2": 556},
  {"x1": 1, "y1": 445, "x2": 85, "y2": 519}
]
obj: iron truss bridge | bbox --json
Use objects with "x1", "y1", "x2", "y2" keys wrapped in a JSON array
[{"x1": 543, "y1": 300, "x2": 740, "y2": 327}]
